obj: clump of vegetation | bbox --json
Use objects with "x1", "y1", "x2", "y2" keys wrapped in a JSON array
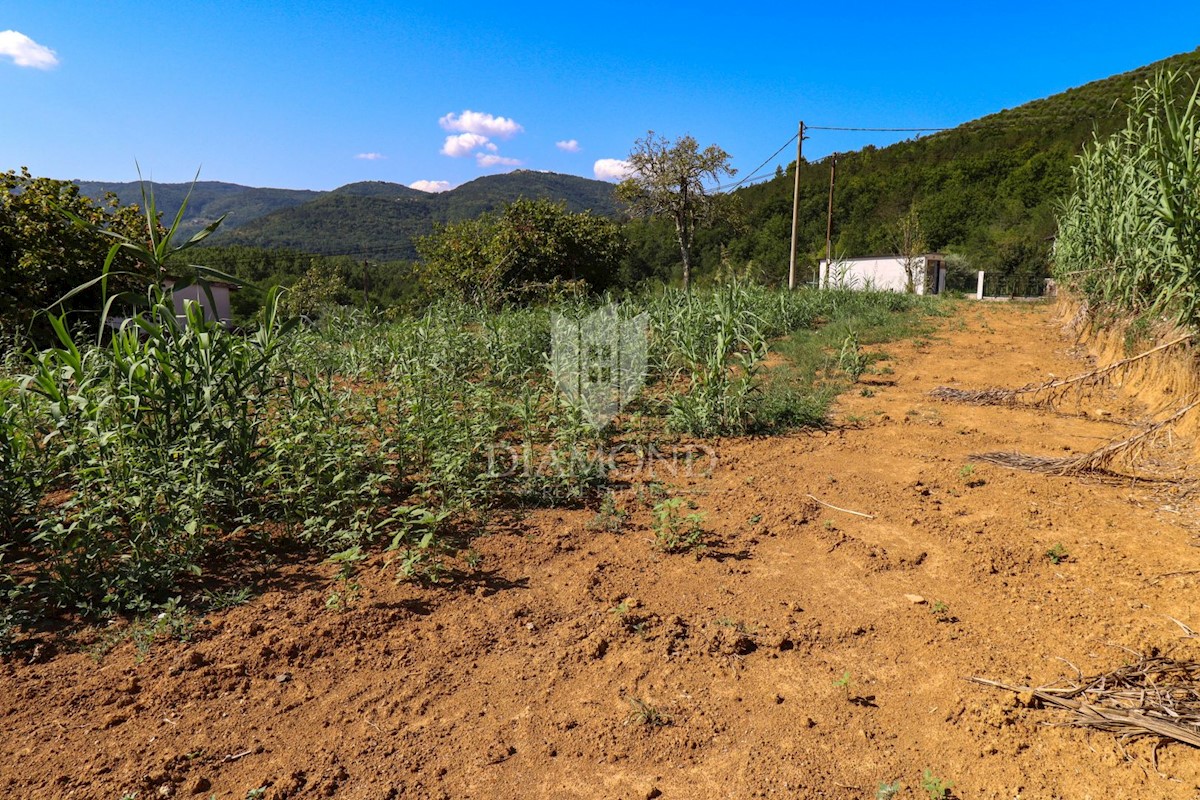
[
  {"x1": 651, "y1": 498, "x2": 706, "y2": 553},
  {"x1": 837, "y1": 331, "x2": 868, "y2": 381},
  {"x1": 1045, "y1": 543, "x2": 1070, "y2": 564},
  {"x1": 624, "y1": 697, "x2": 671, "y2": 727},
  {"x1": 876, "y1": 780, "x2": 902, "y2": 800},
  {"x1": 921, "y1": 769, "x2": 954, "y2": 800},
  {"x1": 588, "y1": 491, "x2": 626, "y2": 533}
]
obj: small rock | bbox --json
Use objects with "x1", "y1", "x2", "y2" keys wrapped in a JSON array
[
  {"x1": 904, "y1": 594, "x2": 926, "y2": 605},
  {"x1": 190, "y1": 777, "x2": 212, "y2": 795},
  {"x1": 646, "y1": 788, "x2": 662, "y2": 800},
  {"x1": 276, "y1": 672, "x2": 292, "y2": 683},
  {"x1": 1016, "y1": 690, "x2": 1036, "y2": 708}
]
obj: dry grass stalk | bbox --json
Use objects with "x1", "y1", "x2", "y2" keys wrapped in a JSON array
[
  {"x1": 969, "y1": 655, "x2": 1200, "y2": 749},
  {"x1": 1061, "y1": 299, "x2": 1091, "y2": 337},
  {"x1": 970, "y1": 398, "x2": 1200, "y2": 476},
  {"x1": 930, "y1": 333, "x2": 1195, "y2": 407}
]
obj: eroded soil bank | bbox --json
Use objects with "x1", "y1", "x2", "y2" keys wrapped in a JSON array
[{"x1": 4, "y1": 300, "x2": 1200, "y2": 800}]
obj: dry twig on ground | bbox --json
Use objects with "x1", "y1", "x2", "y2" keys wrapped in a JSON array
[
  {"x1": 969, "y1": 654, "x2": 1200, "y2": 749},
  {"x1": 930, "y1": 333, "x2": 1195, "y2": 407},
  {"x1": 969, "y1": 398, "x2": 1200, "y2": 477}
]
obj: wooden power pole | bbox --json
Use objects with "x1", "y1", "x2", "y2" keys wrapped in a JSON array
[
  {"x1": 787, "y1": 121, "x2": 804, "y2": 290},
  {"x1": 823, "y1": 154, "x2": 837, "y2": 288}
]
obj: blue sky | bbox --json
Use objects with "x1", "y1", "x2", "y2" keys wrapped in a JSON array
[{"x1": 3, "y1": 1, "x2": 1199, "y2": 192}]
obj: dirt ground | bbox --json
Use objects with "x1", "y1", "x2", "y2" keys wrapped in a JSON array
[{"x1": 5, "y1": 300, "x2": 1200, "y2": 800}]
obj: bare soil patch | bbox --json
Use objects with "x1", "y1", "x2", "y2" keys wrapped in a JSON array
[{"x1": 5, "y1": 301, "x2": 1200, "y2": 799}]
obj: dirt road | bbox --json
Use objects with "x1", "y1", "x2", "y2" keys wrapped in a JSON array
[{"x1": 4, "y1": 300, "x2": 1200, "y2": 799}]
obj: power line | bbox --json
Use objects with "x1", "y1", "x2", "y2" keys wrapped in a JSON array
[
  {"x1": 806, "y1": 125, "x2": 952, "y2": 132},
  {"x1": 715, "y1": 132, "x2": 800, "y2": 192}
]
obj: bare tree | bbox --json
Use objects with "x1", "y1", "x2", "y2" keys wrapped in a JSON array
[{"x1": 617, "y1": 132, "x2": 735, "y2": 291}]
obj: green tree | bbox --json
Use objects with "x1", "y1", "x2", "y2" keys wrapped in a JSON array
[
  {"x1": 280, "y1": 263, "x2": 349, "y2": 318},
  {"x1": 891, "y1": 204, "x2": 927, "y2": 293},
  {"x1": 415, "y1": 198, "x2": 626, "y2": 305},
  {"x1": 0, "y1": 168, "x2": 152, "y2": 336},
  {"x1": 617, "y1": 132, "x2": 736, "y2": 291}
]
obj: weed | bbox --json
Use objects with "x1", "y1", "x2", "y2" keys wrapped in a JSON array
[
  {"x1": 91, "y1": 597, "x2": 196, "y2": 660},
  {"x1": 876, "y1": 780, "x2": 902, "y2": 800},
  {"x1": 930, "y1": 601, "x2": 955, "y2": 623},
  {"x1": 651, "y1": 498, "x2": 706, "y2": 553},
  {"x1": 837, "y1": 332, "x2": 868, "y2": 381},
  {"x1": 200, "y1": 586, "x2": 253, "y2": 612},
  {"x1": 463, "y1": 548, "x2": 484, "y2": 570},
  {"x1": 833, "y1": 669, "x2": 853, "y2": 699},
  {"x1": 1045, "y1": 543, "x2": 1070, "y2": 565},
  {"x1": 717, "y1": 617, "x2": 756, "y2": 636},
  {"x1": 921, "y1": 769, "x2": 953, "y2": 800},
  {"x1": 860, "y1": 387, "x2": 875, "y2": 397},
  {"x1": 624, "y1": 697, "x2": 671, "y2": 727},
  {"x1": 325, "y1": 545, "x2": 366, "y2": 611},
  {"x1": 588, "y1": 491, "x2": 626, "y2": 533},
  {"x1": 609, "y1": 600, "x2": 631, "y2": 617}
]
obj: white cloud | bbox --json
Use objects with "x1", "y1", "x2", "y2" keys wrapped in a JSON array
[
  {"x1": 556, "y1": 139, "x2": 581, "y2": 153},
  {"x1": 593, "y1": 158, "x2": 634, "y2": 182},
  {"x1": 409, "y1": 180, "x2": 454, "y2": 193},
  {"x1": 476, "y1": 153, "x2": 522, "y2": 168},
  {"x1": 441, "y1": 132, "x2": 490, "y2": 157},
  {"x1": 484, "y1": 142, "x2": 498, "y2": 153},
  {"x1": 354, "y1": 152, "x2": 386, "y2": 161},
  {"x1": 0, "y1": 30, "x2": 58, "y2": 69},
  {"x1": 440, "y1": 110, "x2": 524, "y2": 139}
]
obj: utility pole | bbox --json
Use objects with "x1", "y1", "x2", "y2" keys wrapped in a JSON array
[
  {"x1": 787, "y1": 121, "x2": 804, "y2": 291},
  {"x1": 823, "y1": 154, "x2": 837, "y2": 289}
]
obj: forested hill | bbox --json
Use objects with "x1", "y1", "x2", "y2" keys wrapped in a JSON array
[
  {"x1": 73, "y1": 180, "x2": 324, "y2": 239},
  {"x1": 76, "y1": 171, "x2": 622, "y2": 262},
  {"x1": 214, "y1": 171, "x2": 622, "y2": 260},
  {"x1": 715, "y1": 46, "x2": 1200, "y2": 289}
]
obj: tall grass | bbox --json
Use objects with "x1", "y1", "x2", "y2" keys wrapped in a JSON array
[
  {"x1": 0, "y1": 281, "x2": 940, "y2": 630},
  {"x1": 1054, "y1": 70, "x2": 1200, "y2": 326}
]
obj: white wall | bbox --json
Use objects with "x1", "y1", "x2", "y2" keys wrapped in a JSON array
[
  {"x1": 167, "y1": 283, "x2": 233, "y2": 323},
  {"x1": 819, "y1": 256, "x2": 930, "y2": 294}
]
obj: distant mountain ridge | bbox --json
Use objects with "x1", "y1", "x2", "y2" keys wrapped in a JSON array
[{"x1": 75, "y1": 171, "x2": 623, "y2": 261}]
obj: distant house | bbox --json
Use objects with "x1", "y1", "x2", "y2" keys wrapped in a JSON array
[
  {"x1": 818, "y1": 254, "x2": 947, "y2": 295},
  {"x1": 163, "y1": 278, "x2": 238, "y2": 326}
]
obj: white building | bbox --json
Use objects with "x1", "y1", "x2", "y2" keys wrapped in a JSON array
[
  {"x1": 163, "y1": 278, "x2": 237, "y2": 325},
  {"x1": 818, "y1": 254, "x2": 947, "y2": 295}
]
